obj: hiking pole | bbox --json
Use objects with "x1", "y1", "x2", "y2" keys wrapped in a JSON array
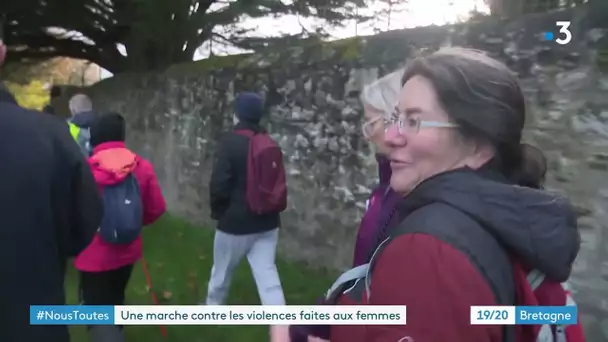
[{"x1": 141, "y1": 256, "x2": 168, "y2": 338}]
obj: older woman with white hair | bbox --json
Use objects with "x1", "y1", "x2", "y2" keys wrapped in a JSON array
[
  {"x1": 281, "y1": 69, "x2": 404, "y2": 342},
  {"x1": 352, "y1": 69, "x2": 404, "y2": 266}
]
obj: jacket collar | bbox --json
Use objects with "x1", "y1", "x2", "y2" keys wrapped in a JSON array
[{"x1": 0, "y1": 83, "x2": 18, "y2": 105}]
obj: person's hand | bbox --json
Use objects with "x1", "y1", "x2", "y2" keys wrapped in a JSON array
[{"x1": 0, "y1": 40, "x2": 6, "y2": 67}]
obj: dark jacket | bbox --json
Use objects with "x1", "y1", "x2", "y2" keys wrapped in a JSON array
[
  {"x1": 0, "y1": 85, "x2": 103, "y2": 342},
  {"x1": 209, "y1": 121, "x2": 280, "y2": 235},
  {"x1": 70, "y1": 110, "x2": 96, "y2": 129},
  {"x1": 331, "y1": 167, "x2": 579, "y2": 342},
  {"x1": 43, "y1": 104, "x2": 55, "y2": 115}
]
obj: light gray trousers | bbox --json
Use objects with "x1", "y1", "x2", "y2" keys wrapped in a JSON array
[{"x1": 205, "y1": 228, "x2": 285, "y2": 305}]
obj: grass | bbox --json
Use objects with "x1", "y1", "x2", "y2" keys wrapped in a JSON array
[{"x1": 65, "y1": 215, "x2": 335, "y2": 342}]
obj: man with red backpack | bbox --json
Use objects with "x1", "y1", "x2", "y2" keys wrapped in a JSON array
[{"x1": 206, "y1": 92, "x2": 287, "y2": 307}]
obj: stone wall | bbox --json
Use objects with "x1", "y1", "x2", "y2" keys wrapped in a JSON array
[{"x1": 78, "y1": 3, "x2": 608, "y2": 339}]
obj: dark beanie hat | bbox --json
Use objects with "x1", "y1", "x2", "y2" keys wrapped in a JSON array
[
  {"x1": 90, "y1": 112, "x2": 126, "y2": 147},
  {"x1": 235, "y1": 92, "x2": 264, "y2": 123}
]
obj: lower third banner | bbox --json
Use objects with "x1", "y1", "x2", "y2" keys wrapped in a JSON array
[{"x1": 30, "y1": 305, "x2": 407, "y2": 325}]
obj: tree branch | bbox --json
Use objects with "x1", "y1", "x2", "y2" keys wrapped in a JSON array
[
  {"x1": 6, "y1": 0, "x2": 374, "y2": 73},
  {"x1": 7, "y1": 31, "x2": 123, "y2": 73}
]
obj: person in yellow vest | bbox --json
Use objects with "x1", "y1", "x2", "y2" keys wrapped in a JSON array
[{"x1": 67, "y1": 93, "x2": 96, "y2": 156}]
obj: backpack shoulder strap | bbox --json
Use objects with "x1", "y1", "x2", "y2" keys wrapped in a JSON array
[
  {"x1": 386, "y1": 204, "x2": 516, "y2": 305},
  {"x1": 527, "y1": 269, "x2": 546, "y2": 290},
  {"x1": 77, "y1": 128, "x2": 91, "y2": 153},
  {"x1": 373, "y1": 203, "x2": 517, "y2": 342},
  {"x1": 124, "y1": 171, "x2": 139, "y2": 184},
  {"x1": 324, "y1": 263, "x2": 369, "y2": 300},
  {"x1": 235, "y1": 129, "x2": 254, "y2": 138},
  {"x1": 324, "y1": 237, "x2": 392, "y2": 303},
  {"x1": 527, "y1": 269, "x2": 574, "y2": 342}
]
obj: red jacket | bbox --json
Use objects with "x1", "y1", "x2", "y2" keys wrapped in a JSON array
[
  {"x1": 75, "y1": 141, "x2": 166, "y2": 272},
  {"x1": 330, "y1": 168, "x2": 579, "y2": 342}
]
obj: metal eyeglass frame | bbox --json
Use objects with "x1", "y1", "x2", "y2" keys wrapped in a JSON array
[{"x1": 384, "y1": 115, "x2": 458, "y2": 134}]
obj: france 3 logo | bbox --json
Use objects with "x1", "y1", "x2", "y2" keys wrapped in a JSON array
[{"x1": 544, "y1": 21, "x2": 572, "y2": 45}]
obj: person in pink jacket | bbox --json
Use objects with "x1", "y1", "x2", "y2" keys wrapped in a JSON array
[{"x1": 75, "y1": 112, "x2": 166, "y2": 307}]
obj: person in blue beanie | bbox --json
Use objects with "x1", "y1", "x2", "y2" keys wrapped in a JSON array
[{"x1": 205, "y1": 92, "x2": 286, "y2": 309}]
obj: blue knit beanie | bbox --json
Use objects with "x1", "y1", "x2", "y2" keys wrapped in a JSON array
[{"x1": 235, "y1": 92, "x2": 264, "y2": 123}]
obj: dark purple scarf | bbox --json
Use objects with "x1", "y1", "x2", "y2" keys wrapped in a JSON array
[
  {"x1": 352, "y1": 154, "x2": 394, "y2": 266},
  {"x1": 289, "y1": 154, "x2": 400, "y2": 342}
]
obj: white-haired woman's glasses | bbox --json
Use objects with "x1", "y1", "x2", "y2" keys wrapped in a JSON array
[
  {"x1": 362, "y1": 115, "x2": 385, "y2": 139},
  {"x1": 385, "y1": 108, "x2": 458, "y2": 135}
]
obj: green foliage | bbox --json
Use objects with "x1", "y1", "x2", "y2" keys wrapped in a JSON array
[{"x1": 4, "y1": 80, "x2": 50, "y2": 110}]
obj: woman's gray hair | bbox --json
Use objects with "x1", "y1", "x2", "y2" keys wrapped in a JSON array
[
  {"x1": 69, "y1": 93, "x2": 93, "y2": 116},
  {"x1": 360, "y1": 69, "x2": 403, "y2": 115}
]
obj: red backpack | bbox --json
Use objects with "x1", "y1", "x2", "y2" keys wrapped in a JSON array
[
  {"x1": 235, "y1": 129, "x2": 287, "y2": 214},
  {"x1": 511, "y1": 259, "x2": 585, "y2": 342}
]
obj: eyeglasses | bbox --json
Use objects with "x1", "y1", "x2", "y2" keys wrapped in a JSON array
[
  {"x1": 385, "y1": 113, "x2": 458, "y2": 135},
  {"x1": 362, "y1": 115, "x2": 384, "y2": 138}
]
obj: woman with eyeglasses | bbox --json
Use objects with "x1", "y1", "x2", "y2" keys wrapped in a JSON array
[
  {"x1": 301, "y1": 48, "x2": 579, "y2": 342},
  {"x1": 353, "y1": 70, "x2": 405, "y2": 268},
  {"x1": 281, "y1": 70, "x2": 404, "y2": 342}
]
